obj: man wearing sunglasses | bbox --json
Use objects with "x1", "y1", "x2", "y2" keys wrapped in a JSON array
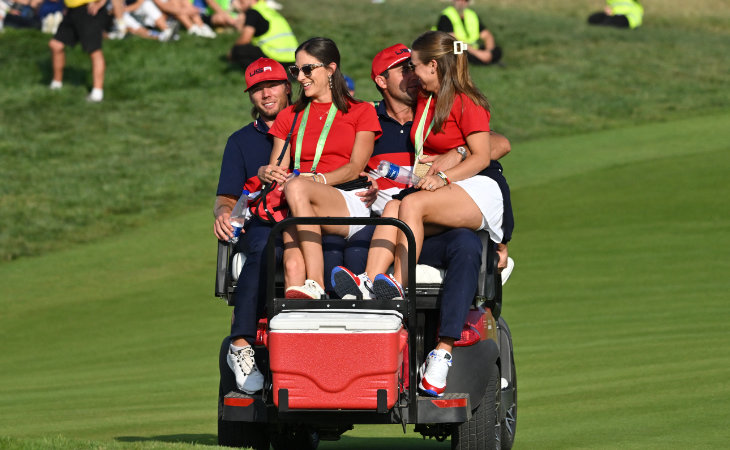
[{"x1": 229, "y1": 0, "x2": 297, "y2": 71}]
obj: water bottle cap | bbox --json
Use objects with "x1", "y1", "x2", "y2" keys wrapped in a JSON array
[
  {"x1": 242, "y1": 189, "x2": 250, "y2": 196},
  {"x1": 293, "y1": 169, "x2": 300, "y2": 176}
]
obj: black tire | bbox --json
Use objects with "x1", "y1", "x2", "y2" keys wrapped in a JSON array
[
  {"x1": 218, "y1": 418, "x2": 269, "y2": 449},
  {"x1": 451, "y1": 363, "x2": 500, "y2": 450},
  {"x1": 500, "y1": 355, "x2": 517, "y2": 449},
  {"x1": 270, "y1": 427, "x2": 320, "y2": 450}
]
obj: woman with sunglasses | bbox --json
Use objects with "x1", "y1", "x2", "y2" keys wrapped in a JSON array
[
  {"x1": 330, "y1": 31, "x2": 506, "y2": 397},
  {"x1": 257, "y1": 37, "x2": 381, "y2": 299}
]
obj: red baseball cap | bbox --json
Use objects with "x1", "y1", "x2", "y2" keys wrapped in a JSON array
[
  {"x1": 371, "y1": 44, "x2": 411, "y2": 81},
  {"x1": 244, "y1": 58, "x2": 288, "y2": 91}
]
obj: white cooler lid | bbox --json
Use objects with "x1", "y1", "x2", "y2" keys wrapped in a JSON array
[{"x1": 270, "y1": 309, "x2": 403, "y2": 333}]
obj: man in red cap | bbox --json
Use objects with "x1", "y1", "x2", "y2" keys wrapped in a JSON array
[
  {"x1": 214, "y1": 57, "x2": 377, "y2": 394},
  {"x1": 214, "y1": 57, "x2": 292, "y2": 394}
]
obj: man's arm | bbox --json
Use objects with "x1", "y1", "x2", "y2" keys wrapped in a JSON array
[
  {"x1": 234, "y1": 25, "x2": 256, "y2": 46},
  {"x1": 214, "y1": 195, "x2": 238, "y2": 241},
  {"x1": 490, "y1": 131, "x2": 511, "y2": 160},
  {"x1": 420, "y1": 130, "x2": 510, "y2": 175}
]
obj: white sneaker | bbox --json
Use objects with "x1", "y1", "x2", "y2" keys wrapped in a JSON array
[
  {"x1": 158, "y1": 27, "x2": 174, "y2": 42},
  {"x1": 197, "y1": 23, "x2": 216, "y2": 38},
  {"x1": 86, "y1": 88, "x2": 103, "y2": 102},
  {"x1": 331, "y1": 266, "x2": 374, "y2": 299},
  {"x1": 188, "y1": 24, "x2": 202, "y2": 36},
  {"x1": 49, "y1": 80, "x2": 63, "y2": 90},
  {"x1": 418, "y1": 349, "x2": 452, "y2": 397},
  {"x1": 285, "y1": 279, "x2": 325, "y2": 299},
  {"x1": 501, "y1": 257, "x2": 515, "y2": 286},
  {"x1": 227, "y1": 345, "x2": 264, "y2": 394}
]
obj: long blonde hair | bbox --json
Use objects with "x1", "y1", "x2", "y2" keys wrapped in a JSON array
[{"x1": 411, "y1": 31, "x2": 490, "y2": 133}]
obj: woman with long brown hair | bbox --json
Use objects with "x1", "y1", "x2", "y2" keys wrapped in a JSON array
[{"x1": 332, "y1": 31, "x2": 506, "y2": 397}]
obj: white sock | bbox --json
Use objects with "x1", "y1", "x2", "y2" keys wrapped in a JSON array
[{"x1": 230, "y1": 343, "x2": 248, "y2": 352}]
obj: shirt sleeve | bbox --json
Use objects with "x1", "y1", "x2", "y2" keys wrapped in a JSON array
[
  {"x1": 353, "y1": 102, "x2": 382, "y2": 139},
  {"x1": 244, "y1": 8, "x2": 269, "y2": 36},
  {"x1": 269, "y1": 106, "x2": 295, "y2": 141},
  {"x1": 216, "y1": 134, "x2": 246, "y2": 196},
  {"x1": 455, "y1": 94, "x2": 490, "y2": 137}
]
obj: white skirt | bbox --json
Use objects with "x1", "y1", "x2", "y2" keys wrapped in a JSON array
[
  {"x1": 453, "y1": 175, "x2": 504, "y2": 243},
  {"x1": 336, "y1": 187, "x2": 371, "y2": 239}
]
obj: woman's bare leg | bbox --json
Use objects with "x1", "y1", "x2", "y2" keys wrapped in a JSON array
[{"x1": 393, "y1": 185, "x2": 483, "y2": 285}]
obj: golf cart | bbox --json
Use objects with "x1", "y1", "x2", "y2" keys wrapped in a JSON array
[{"x1": 214, "y1": 217, "x2": 517, "y2": 449}]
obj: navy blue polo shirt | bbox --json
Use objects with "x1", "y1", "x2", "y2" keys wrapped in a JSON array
[
  {"x1": 367, "y1": 101, "x2": 415, "y2": 190},
  {"x1": 216, "y1": 117, "x2": 273, "y2": 197}
]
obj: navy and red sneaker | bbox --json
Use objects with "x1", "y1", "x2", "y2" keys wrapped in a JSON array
[
  {"x1": 372, "y1": 273, "x2": 404, "y2": 300},
  {"x1": 331, "y1": 266, "x2": 374, "y2": 299}
]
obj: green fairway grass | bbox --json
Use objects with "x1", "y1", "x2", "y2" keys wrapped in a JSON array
[
  {"x1": 2, "y1": 113, "x2": 729, "y2": 448},
  {"x1": 2, "y1": 0, "x2": 730, "y2": 447},
  {"x1": 2, "y1": 0, "x2": 729, "y2": 261}
]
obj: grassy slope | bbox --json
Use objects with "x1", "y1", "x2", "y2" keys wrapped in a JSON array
[
  {"x1": 1, "y1": 113, "x2": 729, "y2": 449},
  {"x1": 1, "y1": 0, "x2": 729, "y2": 261},
  {"x1": 2, "y1": 0, "x2": 730, "y2": 448}
]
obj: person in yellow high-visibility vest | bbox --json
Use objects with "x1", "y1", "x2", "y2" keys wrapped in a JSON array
[
  {"x1": 435, "y1": 0, "x2": 502, "y2": 65},
  {"x1": 588, "y1": 0, "x2": 644, "y2": 29},
  {"x1": 228, "y1": 0, "x2": 297, "y2": 70}
]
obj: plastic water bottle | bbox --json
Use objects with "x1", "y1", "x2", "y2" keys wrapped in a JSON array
[
  {"x1": 376, "y1": 161, "x2": 420, "y2": 185},
  {"x1": 229, "y1": 189, "x2": 251, "y2": 244}
]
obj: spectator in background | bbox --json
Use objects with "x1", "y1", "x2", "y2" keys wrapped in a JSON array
[
  {"x1": 39, "y1": 0, "x2": 64, "y2": 34},
  {"x1": 343, "y1": 74, "x2": 355, "y2": 97},
  {"x1": 48, "y1": 0, "x2": 109, "y2": 102},
  {"x1": 435, "y1": 0, "x2": 502, "y2": 65},
  {"x1": 153, "y1": 0, "x2": 216, "y2": 38},
  {"x1": 228, "y1": 0, "x2": 297, "y2": 70},
  {"x1": 2, "y1": 0, "x2": 43, "y2": 29},
  {"x1": 122, "y1": 0, "x2": 176, "y2": 41},
  {"x1": 588, "y1": 0, "x2": 643, "y2": 29},
  {"x1": 204, "y1": 0, "x2": 243, "y2": 32}
]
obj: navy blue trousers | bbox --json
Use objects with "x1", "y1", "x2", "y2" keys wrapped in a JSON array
[{"x1": 418, "y1": 228, "x2": 482, "y2": 340}]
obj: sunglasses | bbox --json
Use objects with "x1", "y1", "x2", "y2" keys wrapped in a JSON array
[{"x1": 288, "y1": 63, "x2": 325, "y2": 78}]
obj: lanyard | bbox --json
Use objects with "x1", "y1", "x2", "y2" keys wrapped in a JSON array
[
  {"x1": 294, "y1": 102, "x2": 338, "y2": 173},
  {"x1": 414, "y1": 94, "x2": 435, "y2": 161}
]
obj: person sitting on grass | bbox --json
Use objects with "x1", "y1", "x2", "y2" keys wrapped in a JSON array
[{"x1": 587, "y1": 0, "x2": 643, "y2": 29}]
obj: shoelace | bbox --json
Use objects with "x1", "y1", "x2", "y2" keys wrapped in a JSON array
[{"x1": 232, "y1": 347, "x2": 256, "y2": 375}]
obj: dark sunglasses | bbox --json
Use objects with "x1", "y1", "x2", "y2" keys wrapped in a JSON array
[{"x1": 288, "y1": 63, "x2": 325, "y2": 78}]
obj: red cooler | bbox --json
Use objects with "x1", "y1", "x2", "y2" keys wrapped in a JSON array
[{"x1": 268, "y1": 310, "x2": 407, "y2": 410}]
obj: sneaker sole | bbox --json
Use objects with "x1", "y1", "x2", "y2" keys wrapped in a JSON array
[
  {"x1": 372, "y1": 275, "x2": 403, "y2": 300},
  {"x1": 418, "y1": 382, "x2": 444, "y2": 397},
  {"x1": 332, "y1": 267, "x2": 364, "y2": 299},
  {"x1": 285, "y1": 288, "x2": 317, "y2": 299}
]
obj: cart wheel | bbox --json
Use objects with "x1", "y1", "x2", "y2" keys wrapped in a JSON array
[
  {"x1": 218, "y1": 419, "x2": 269, "y2": 449},
  {"x1": 451, "y1": 363, "x2": 500, "y2": 450},
  {"x1": 500, "y1": 354, "x2": 517, "y2": 449},
  {"x1": 270, "y1": 426, "x2": 319, "y2": 450}
]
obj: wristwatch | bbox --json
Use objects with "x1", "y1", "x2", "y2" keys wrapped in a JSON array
[{"x1": 456, "y1": 146, "x2": 468, "y2": 162}]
